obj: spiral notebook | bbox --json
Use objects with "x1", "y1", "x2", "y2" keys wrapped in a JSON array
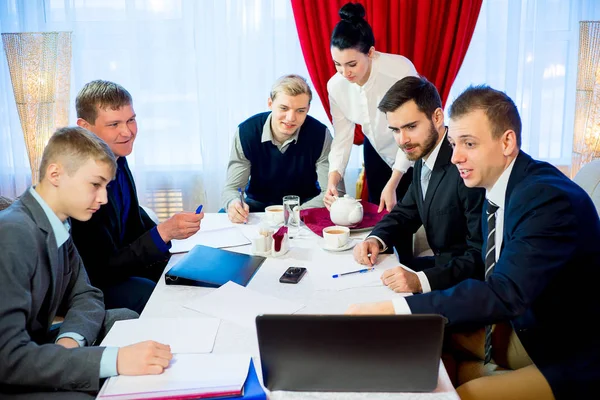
[{"x1": 165, "y1": 245, "x2": 266, "y2": 288}]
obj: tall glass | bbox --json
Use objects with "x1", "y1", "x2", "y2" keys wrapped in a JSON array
[{"x1": 283, "y1": 195, "x2": 300, "y2": 238}]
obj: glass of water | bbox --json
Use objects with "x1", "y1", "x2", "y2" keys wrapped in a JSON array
[{"x1": 283, "y1": 195, "x2": 300, "y2": 238}]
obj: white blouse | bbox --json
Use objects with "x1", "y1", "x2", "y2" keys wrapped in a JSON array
[{"x1": 327, "y1": 51, "x2": 418, "y2": 176}]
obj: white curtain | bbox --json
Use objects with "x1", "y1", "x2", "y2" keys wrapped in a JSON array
[
  {"x1": 0, "y1": 0, "x2": 350, "y2": 212},
  {"x1": 448, "y1": 0, "x2": 600, "y2": 168}
]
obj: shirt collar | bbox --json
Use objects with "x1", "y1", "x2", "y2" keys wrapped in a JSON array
[
  {"x1": 423, "y1": 129, "x2": 447, "y2": 171},
  {"x1": 29, "y1": 187, "x2": 70, "y2": 248},
  {"x1": 486, "y1": 157, "x2": 517, "y2": 210},
  {"x1": 361, "y1": 52, "x2": 379, "y2": 92},
  {"x1": 261, "y1": 113, "x2": 300, "y2": 146}
]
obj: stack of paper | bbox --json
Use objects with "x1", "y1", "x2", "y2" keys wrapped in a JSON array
[
  {"x1": 184, "y1": 281, "x2": 305, "y2": 330},
  {"x1": 96, "y1": 354, "x2": 251, "y2": 399},
  {"x1": 97, "y1": 317, "x2": 265, "y2": 399},
  {"x1": 170, "y1": 227, "x2": 250, "y2": 253},
  {"x1": 100, "y1": 317, "x2": 220, "y2": 354}
]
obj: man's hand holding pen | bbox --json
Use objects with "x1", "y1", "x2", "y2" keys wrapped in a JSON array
[{"x1": 227, "y1": 188, "x2": 250, "y2": 224}]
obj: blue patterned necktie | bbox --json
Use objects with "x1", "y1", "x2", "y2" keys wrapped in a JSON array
[{"x1": 421, "y1": 161, "x2": 431, "y2": 200}]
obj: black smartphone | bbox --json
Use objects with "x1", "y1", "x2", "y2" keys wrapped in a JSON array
[{"x1": 279, "y1": 266, "x2": 307, "y2": 284}]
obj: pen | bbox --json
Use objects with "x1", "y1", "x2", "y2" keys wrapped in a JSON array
[
  {"x1": 238, "y1": 188, "x2": 247, "y2": 224},
  {"x1": 332, "y1": 267, "x2": 375, "y2": 278},
  {"x1": 195, "y1": 204, "x2": 203, "y2": 214},
  {"x1": 238, "y1": 187, "x2": 245, "y2": 206}
]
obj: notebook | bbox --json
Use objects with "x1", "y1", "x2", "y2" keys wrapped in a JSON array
[
  {"x1": 165, "y1": 245, "x2": 266, "y2": 288},
  {"x1": 96, "y1": 354, "x2": 251, "y2": 399},
  {"x1": 255, "y1": 314, "x2": 445, "y2": 392}
]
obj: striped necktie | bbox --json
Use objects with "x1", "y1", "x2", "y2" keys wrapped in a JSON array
[{"x1": 484, "y1": 200, "x2": 499, "y2": 364}]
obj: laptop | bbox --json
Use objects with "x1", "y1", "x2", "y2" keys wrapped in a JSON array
[{"x1": 255, "y1": 314, "x2": 445, "y2": 393}]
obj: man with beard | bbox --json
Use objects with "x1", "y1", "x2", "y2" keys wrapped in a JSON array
[{"x1": 353, "y1": 76, "x2": 485, "y2": 293}]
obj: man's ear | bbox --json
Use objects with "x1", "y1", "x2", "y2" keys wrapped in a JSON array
[
  {"x1": 267, "y1": 97, "x2": 273, "y2": 110},
  {"x1": 77, "y1": 118, "x2": 91, "y2": 129},
  {"x1": 432, "y1": 107, "x2": 445, "y2": 129},
  {"x1": 45, "y1": 162, "x2": 63, "y2": 187},
  {"x1": 502, "y1": 130, "x2": 518, "y2": 156}
]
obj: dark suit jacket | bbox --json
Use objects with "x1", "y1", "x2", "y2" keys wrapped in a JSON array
[
  {"x1": 71, "y1": 158, "x2": 170, "y2": 288},
  {"x1": 407, "y1": 151, "x2": 600, "y2": 399},
  {"x1": 369, "y1": 138, "x2": 486, "y2": 290},
  {"x1": 0, "y1": 189, "x2": 106, "y2": 393}
]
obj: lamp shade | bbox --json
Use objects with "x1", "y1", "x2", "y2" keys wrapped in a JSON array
[
  {"x1": 572, "y1": 22, "x2": 600, "y2": 177},
  {"x1": 2, "y1": 31, "x2": 72, "y2": 184}
]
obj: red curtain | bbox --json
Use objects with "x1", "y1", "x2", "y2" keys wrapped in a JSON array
[{"x1": 291, "y1": 0, "x2": 482, "y2": 200}]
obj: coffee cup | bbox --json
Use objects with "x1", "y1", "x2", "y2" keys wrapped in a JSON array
[
  {"x1": 323, "y1": 226, "x2": 350, "y2": 249},
  {"x1": 264, "y1": 205, "x2": 284, "y2": 226}
]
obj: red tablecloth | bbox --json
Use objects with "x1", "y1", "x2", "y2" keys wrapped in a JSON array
[{"x1": 300, "y1": 202, "x2": 389, "y2": 237}]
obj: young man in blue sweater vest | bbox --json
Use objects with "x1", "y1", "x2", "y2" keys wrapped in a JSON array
[{"x1": 222, "y1": 74, "x2": 340, "y2": 223}]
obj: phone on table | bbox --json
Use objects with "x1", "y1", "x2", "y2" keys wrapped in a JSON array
[{"x1": 279, "y1": 266, "x2": 307, "y2": 284}]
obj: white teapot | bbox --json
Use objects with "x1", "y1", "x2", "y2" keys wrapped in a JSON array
[{"x1": 330, "y1": 195, "x2": 364, "y2": 227}]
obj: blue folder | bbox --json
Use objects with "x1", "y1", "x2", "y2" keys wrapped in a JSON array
[
  {"x1": 225, "y1": 359, "x2": 266, "y2": 400},
  {"x1": 164, "y1": 245, "x2": 266, "y2": 288}
]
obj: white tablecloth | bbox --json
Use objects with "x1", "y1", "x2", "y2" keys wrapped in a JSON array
[{"x1": 141, "y1": 213, "x2": 459, "y2": 400}]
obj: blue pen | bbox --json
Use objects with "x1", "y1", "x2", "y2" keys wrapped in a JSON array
[
  {"x1": 195, "y1": 204, "x2": 203, "y2": 214},
  {"x1": 238, "y1": 188, "x2": 247, "y2": 224},
  {"x1": 332, "y1": 267, "x2": 375, "y2": 278}
]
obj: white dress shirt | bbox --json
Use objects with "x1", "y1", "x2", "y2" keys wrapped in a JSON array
[
  {"x1": 327, "y1": 51, "x2": 418, "y2": 176},
  {"x1": 391, "y1": 156, "x2": 517, "y2": 315}
]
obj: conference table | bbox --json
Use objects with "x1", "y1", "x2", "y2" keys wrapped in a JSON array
[{"x1": 141, "y1": 213, "x2": 459, "y2": 400}]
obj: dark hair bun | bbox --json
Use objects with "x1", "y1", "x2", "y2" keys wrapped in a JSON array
[{"x1": 339, "y1": 2, "x2": 366, "y2": 22}]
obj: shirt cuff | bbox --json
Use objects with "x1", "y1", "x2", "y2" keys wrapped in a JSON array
[
  {"x1": 366, "y1": 235, "x2": 388, "y2": 252},
  {"x1": 150, "y1": 226, "x2": 171, "y2": 252},
  {"x1": 56, "y1": 332, "x2": 86, "y2": 347},
  {"x1": 415, "y1": 271, "x2": 432, "y2": 293},
  {"x1": 392, "y1": 298, "x2": 412, "y2": 315},
  {"x1": 100, "y1": 347, "x2": 119, "y2": 378}
]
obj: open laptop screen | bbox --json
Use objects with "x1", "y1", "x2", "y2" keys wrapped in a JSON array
[{"x1": 256, "y1": 314, "x2": 445, "y2": 392}]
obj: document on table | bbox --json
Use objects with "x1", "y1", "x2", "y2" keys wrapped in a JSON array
[
  {"x1": 97, "y1": 354, "x2": 250, "y2": 399},
  {"x1": 170, "y1": 227, "x2": 250, "y2": 253},
  {"x1": 100, "y1": 317, "x2": 220, "y2": 354},
  {"x1": 184, "y1": 281, "x2": 305, "y2": 330},
  {"x1": 310, "y1": 253, "x2": 402, "y2": 291}
]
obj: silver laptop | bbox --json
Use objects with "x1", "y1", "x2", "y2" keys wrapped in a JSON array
[{"x1": 255, "y1": 314, "x2": 445, "y2": 392}]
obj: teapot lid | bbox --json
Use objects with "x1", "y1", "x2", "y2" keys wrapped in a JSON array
[{"x1": 336, "y1": 194, "x2": 358, "y2": 203}]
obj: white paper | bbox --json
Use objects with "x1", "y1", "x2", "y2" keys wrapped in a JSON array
[
  {"x1": 100, "y1": 317, "x2": 220, "y2": 354},
  {"x1": 184, "y1": 281, "x2": 305, "y2": 329},
  {"x1": 309, "y1": 253, "x2": 402, "y2": 291},
  {"x1": 170, "y1": 227, "x2": 250, "y2": 253},
  {"x1": 98, "y1": 354, "x2": 250, "y2": 399}
]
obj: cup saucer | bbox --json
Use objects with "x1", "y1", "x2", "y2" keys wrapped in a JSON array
[{"x1": 322, "y1": 239, "x2": 356, "y2": 252}]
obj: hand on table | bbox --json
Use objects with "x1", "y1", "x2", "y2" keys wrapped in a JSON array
[
  {"x1": 353, "y1": 238, "x2": 382, "y2": 266},
  {"x1": 345, "y1": 301, "x2": 395, "y2": 315},
  {"x1": 381, "y1": 266, "x2": 422, "y2": 293},
  {"x1": 157, "y1": 211, "x2": 203, "y2": 242},
  {"x1": 117, "y1": 340, "x2": 173, "y2": 376}
]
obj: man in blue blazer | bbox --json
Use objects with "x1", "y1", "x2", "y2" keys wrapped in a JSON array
[
  {"x1": 71, "y1": 80, "x2": 204, "y2": 313},
  {"x1": 347, "y1": 86, "x2": 600, "y2": 399}
]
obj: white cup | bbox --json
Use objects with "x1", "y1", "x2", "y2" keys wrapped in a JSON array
[
  {"x1": 323, "y1": 226, "x2": 350, "y2": 249},
  {"x1": 264, "y1": 205, "x2": 284, "y2": 226}
]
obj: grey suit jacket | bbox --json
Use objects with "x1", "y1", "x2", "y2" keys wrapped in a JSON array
[{"x1": 0, "y1": 189, "x2": 106, "y2": 393}]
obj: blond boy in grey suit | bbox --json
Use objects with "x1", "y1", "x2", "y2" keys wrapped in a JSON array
[{"x1": 0, "y1": 127, "x2": 172, "y2": 399}]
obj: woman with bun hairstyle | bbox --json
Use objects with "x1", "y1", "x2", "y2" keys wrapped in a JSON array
[{"x1": 324, "y1": 2, "x2": 418, "y2": 213}]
